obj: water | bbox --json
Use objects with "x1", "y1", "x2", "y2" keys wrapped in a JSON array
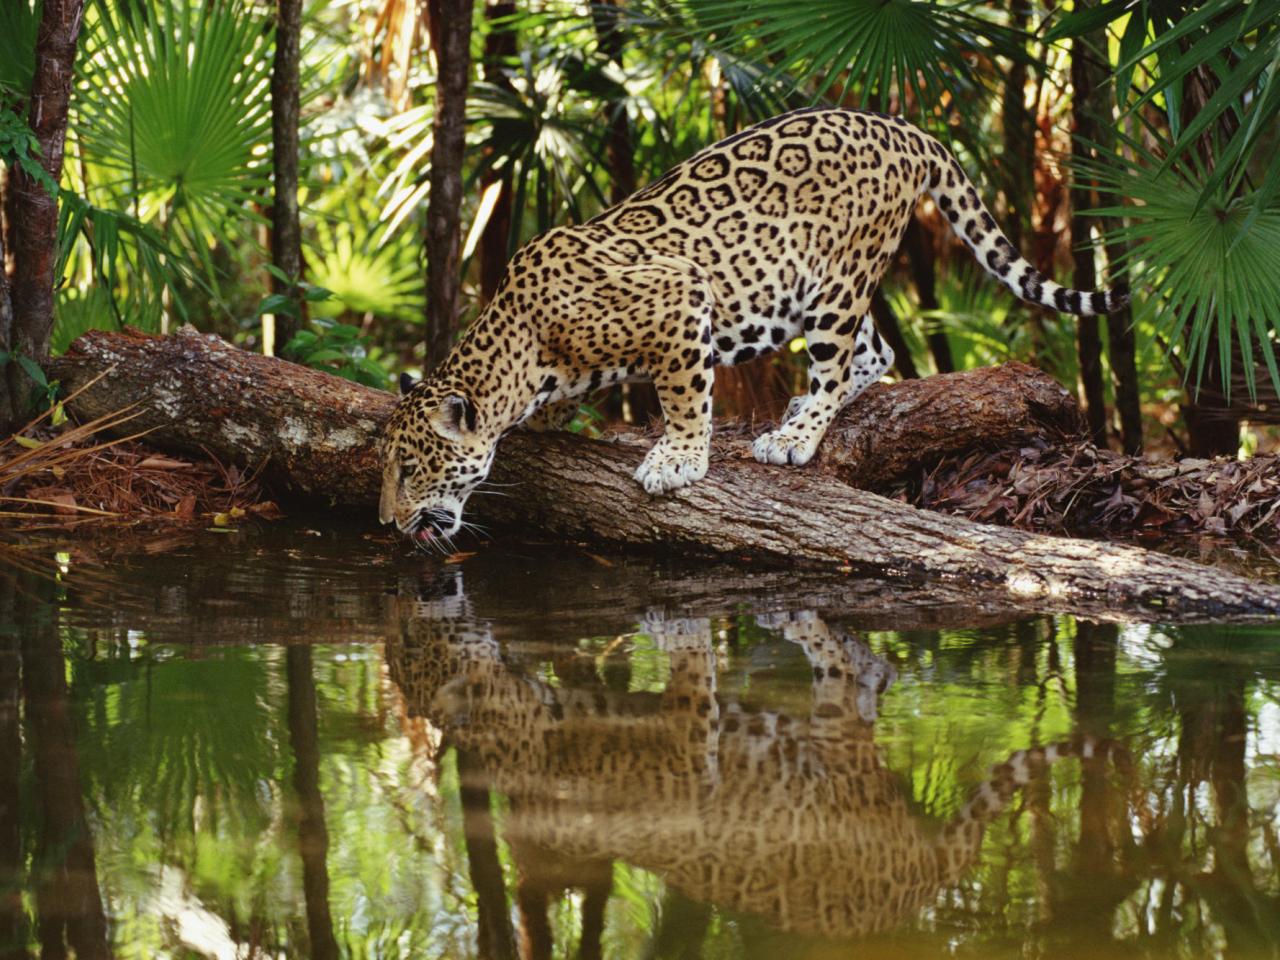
[{"x1": 2, "y1": 522, "x2": 1279, "y2": 959}]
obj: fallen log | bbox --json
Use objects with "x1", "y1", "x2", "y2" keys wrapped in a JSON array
[{"x1": 48, "y1": 327, "x2": 1280, "y2": 621}]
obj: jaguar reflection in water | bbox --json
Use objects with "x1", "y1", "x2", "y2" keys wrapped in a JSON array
[{"x1": 386, "y1": 577, "x2": 1127, "y2": 941}]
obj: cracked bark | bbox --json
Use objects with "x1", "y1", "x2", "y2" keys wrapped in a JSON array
[{"x1": 49, "y1": 327, "x2": 1280, "y2": 622}]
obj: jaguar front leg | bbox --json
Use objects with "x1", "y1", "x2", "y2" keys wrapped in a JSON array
[
  {"x1": 632, "y1": 268, "x2": 717, "y2": 495},
  {"x1": 753, "y1": 313, "x2": 893, "y2": 466}
]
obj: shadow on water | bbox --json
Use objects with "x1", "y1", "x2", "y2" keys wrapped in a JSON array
[{"x1": 0, "y1": 523, "x2": 1277, "y2": 958}]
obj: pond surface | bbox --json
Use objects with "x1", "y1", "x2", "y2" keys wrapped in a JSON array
[{"x1": 2, "y1": 522, "x2": 1279, "y2": 959}]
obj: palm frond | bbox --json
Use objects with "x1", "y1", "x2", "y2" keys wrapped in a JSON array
[
  {"x1": 671, "y1": 0, "x2": 1023, "y2": 131},
  {"x1": 72, "y1": 0, "x2": 275, "y2": 277},
  {"x1": 1087, "y1": 148, "x2": 1280, "y2": 404},
  {"x1": 0, "y1": 0, "x2": 39, "y2": 104}
]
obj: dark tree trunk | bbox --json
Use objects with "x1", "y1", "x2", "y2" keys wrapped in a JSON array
[
  {"x1": 592, "y1": 0, "x2": 636, "y2": 207},
  {"x1": 286, "y1": 646, "x2": 340, "y2": 960},
  {"x1": 270, "y1": 0, "x2": 306, "y2": 351},
  {"x1": 478, "y1": 0, "x2": 515, "y2": 304},
  {"x1": 1068, "y1": 11, "x2": 1142, "y2": 454},
  {"x1": 1000, "y1": 0, "x2": 1033, "y2": 255},
  {"x1": 3, "y1": 0, "x2": 85, "y2": 434},
  {"x1": 870, "y1": 287, "x2": 918, "y2": 379},
  {"x1": 515, "y1": 878, "x2": 551, "y2": 960},
  {"x1": 591, "y1": 0, "x2": 660, "y2": 424},
  {"x1": 424, "y1": 0, "x2": 475, "y2": 373},
  {"x1": 1069, "y1": 22, "x2": 1109, "y2": 448},
  {"x1": 0, "y1": 197, "x2": 13, "y2": 385},
  {"x1": 1102, "y1": 244, "x2": 1142, "y2": 455},
  {"x1": 903, "y1": 219, "x2": 952, "y2": 374},
  {"x1": 48, "y1": 328, "x2": 1280, "y2": 622},
  {"x1": 577, "y1": 876, "x2": 611, "y2": 960}
]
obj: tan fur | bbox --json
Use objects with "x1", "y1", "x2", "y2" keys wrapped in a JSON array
[
  {"x1": 380, "y1": 108, "x2": 1125, "y2": 539},
  {"x1": 387, "y1": 595, "x2": 1125, "y2": 937}
]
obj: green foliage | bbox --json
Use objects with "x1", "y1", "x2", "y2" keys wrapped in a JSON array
[
  {"x1": 281, "y1": 317, "x2": 392, "y2": 390},
  {"x1": 0, "y1": 0, "x2": 39, "y2": 104},
  {"x1": 0, "y1": 106, "x2": 56, "y2": 196},
  {"x1": 306, "y1": 196, "x2": 425, "y2": 321},
  {"x1": 0, "y1": 348, "x2": 60, "y2": 412},
  {"x1": 1093, "y1": 157, "x2": 1280, "y2": 403},
  {"x1": 1053, "y1": 0, "x2": 1280, "y2": 403},
  {"x1": 72, "y1": 0, "x2": 275, "y2": 279},
  {"x1": 55, "y1": 191, "x2": 207, "y2": 339},
  {"x1": 675, "y1": 0, "x2": 1021, "y2": 130},
  {"x1": 254, "y1": 267, "x2": 391, "y2": 388}
]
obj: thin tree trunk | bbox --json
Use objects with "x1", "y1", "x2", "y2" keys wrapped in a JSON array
[
  {"x1": 902, "y1": 219, "x2": 953, "y2": 374},
  {"x1": 1070, "y1": 22, "x2": 1109, "y2": 447},
  {"x1": 3, "y1": 0, "x2": 85, "y2": 433},
  {"x1": 870, "y1": 287, "x2": 918, "y2": 379},
  {"x1": 477, "y1": 0, "x2": 515, "y2": 304},
  {"x1": 424, "y1": 0, "x2": 475, "y2": 372},
  {"x1": 0, "y1": 185, "x2": 13, "y2": 386},
  {"x1": 1069, "y1": 13, "x2": 1142, "y2": 454},
  {"x1": 1000, "y1": 0, "x2": 1033, "y2": 256},
  {"x1": 270, "y1": 0, "x2": 306, "y2": 351},
  {"x1": 286, "y1": 646, "x2": 340, "y2": 960}
]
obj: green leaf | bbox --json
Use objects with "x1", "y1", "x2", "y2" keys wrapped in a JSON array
[
  {"x1": 255, "y1": 293, "x2": 300, "y2": 319},
  {"x1": 303, "y1": 349, "x2": 349, "y2": 364},
  {"x1": 1043, "y1": 0, "x2": 1130, "y2": 43},
  {"x1": 16, "y1": 354, "x2": 47, "y2": 388}
]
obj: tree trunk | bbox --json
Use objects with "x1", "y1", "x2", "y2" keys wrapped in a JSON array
[
  {"x1": 424, "y1": 0, "x2": 475, "y2": 373},
  {"x1": 1000, "y1": 0, "x2": 1033, "y2": 256},
  {"x1": 1070, "y1": 22, "x2": 1109, "y2": 448},
  {"x1": 902, "y1": 219, "x2": 953, "y2": 374},
  {"x1": 0, "y1": 579, "x2": 25, "y2": 960},
  {"x1": 270, "y1": 0, "x2": 306, "y2": 351},
  {"x1": 3, "y1": 0, "x2": 85, "y2": 434},
  {"x1": 477, "y1": 0, "x2": 515, "y2": 304},
  {"x1": 870, "y1": 288, "x2": 918, "y2": 380},
  {"x1": 1068, "y1": 13, "x2": 1143, "y2": 455},
  {"x1": 48, "y1": 327, "x2": 1280, "y2": 621}
]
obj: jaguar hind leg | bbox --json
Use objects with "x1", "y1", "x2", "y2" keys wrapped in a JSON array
[
  {"x1": 753, "y1": 314, "x2": 893, "y2": 466},
  {"x1": 522, "y1": 397, "x2": 580, "y2": 432}
]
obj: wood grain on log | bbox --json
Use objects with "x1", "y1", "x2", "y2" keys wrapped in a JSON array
[{"x1": 49, "y1": 327, "x2": 1280, "y2": 621}]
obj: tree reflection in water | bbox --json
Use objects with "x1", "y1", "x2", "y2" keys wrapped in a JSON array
[{"x1": 0, "y1": 540, "x2": 1276, "y2": 959}]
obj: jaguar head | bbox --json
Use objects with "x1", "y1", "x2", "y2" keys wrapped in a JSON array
[{"x1": 379, "y1": 373, "x2": 493, "y2": 545}]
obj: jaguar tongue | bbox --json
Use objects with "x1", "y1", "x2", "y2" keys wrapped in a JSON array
[{"x1": 415, "y1": 527, "x2": 434, "y2": 543}]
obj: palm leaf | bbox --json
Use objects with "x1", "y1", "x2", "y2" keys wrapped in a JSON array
[
  {"x1": 72, "y1": 0, "x2": 275, "y2": 278},
  {"x1": 672, "y1": 0, "x2": 1023, "y2": 131},
  {"x1": 1085, "y1": 143, "x2": 1280, "y2": 404},
  {"x1": 0, "y1": 0, "x2": 40, "y2": 103}
]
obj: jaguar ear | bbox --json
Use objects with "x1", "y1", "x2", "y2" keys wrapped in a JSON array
[
  {"x1": 432, "y1": 394, "x2": 477, "y2": 440},
  {"x1": 399, "y1": 372, "x2": 419, "y2": 396}
]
